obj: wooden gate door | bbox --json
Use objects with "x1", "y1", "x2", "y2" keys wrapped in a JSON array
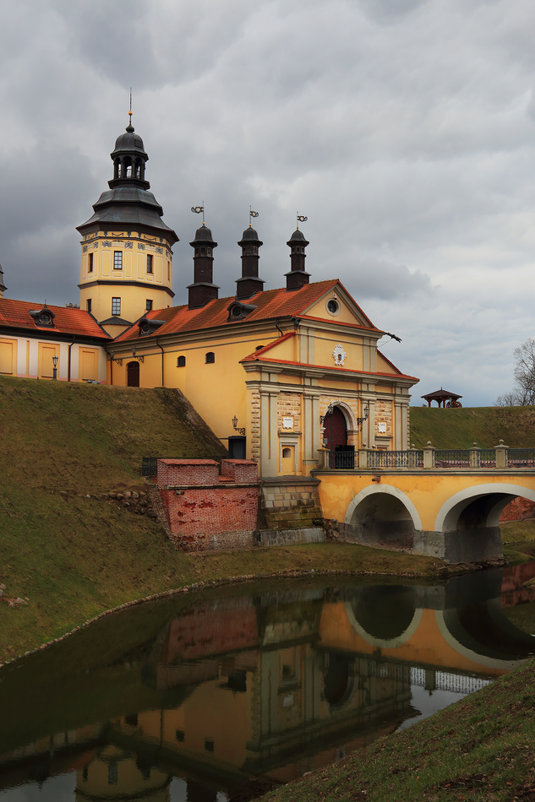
[{"x1": 127, "y1": 361, "x2": 140, "y2": 387}]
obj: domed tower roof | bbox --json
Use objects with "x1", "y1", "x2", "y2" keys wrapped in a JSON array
[
  {"x1": 239, "y1": 225, "x2": 262, "y2": 244},
  {"x1": 287, "y1": 228, "x2": 309, "y2": 246},
  {"x1": 111, "y1": 124, "x2": 148, "y2": 160},
  {"x1": 190, "y1": 223, "x2": 217, "y2": 247}
]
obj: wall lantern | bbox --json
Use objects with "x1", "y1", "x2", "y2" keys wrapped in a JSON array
[
  {"x1": 356, "y1": 404, "x2": 369, "y2": 430},
  {"x1": 232, "y1": 415, "x2": 246, "y2": 436}
]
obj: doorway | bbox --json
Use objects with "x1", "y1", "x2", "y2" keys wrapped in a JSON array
[
  {"x1": 228, "y1": 436, "x2": 246, "y2": 459},
  {"x1": 127, "y1": 361, "x2": 140, "y2": 387}
]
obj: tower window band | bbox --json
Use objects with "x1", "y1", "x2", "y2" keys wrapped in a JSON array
[{"x1": 113, "y1": 251, "x2": 123, "y2": 270}]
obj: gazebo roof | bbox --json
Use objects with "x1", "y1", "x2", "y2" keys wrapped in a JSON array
[{"x1": 421, "y1": 388, "x2": 462, "y2": 401}]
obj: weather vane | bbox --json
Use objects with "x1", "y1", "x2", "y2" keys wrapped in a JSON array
[
  {"x1": 128, "y1": 88, "x2": 133, "y2": 125},
  {"x1": 191, "y1": 202, "x2": 205, "y2": 224},
  {"x1": 296, "y1": 212, "x2": 308, "y2": 228},
  {"x1": 249, "y1": 207, "x2": 259, "y2": 226}
]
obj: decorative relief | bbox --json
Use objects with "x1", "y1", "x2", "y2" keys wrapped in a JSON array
[
  {"x1": 332, "y1": 344, "x2": 347, "y2": 366},
  {"x1": 125, "y1": 242, "x2": 133, "y2": 249},
  {"x1": 138, "y1": 243, "x2": 145, "y2": 250},
  {"x1": 282, "y1": 416, "x2": 293, "y2": 429},
  {"x1": 103, "y1": 241, "x2": 111, "y2": 247},
  {"x1": 82, "y1": 245, "x2": 87, "y2": 252},
  {"x1": 156, "y1": 247, "x2": 163, "y2": 254}
]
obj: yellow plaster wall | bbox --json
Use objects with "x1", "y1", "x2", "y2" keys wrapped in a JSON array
[
  {"x1": 0, "y1": 338, "x2": 16, "y2": 374},
  {"x1": 305, "y1": 294, "x2": 369, "y2": 327}
]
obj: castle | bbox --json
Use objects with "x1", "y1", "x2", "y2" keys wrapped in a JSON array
[{"x1": 0, "y1": 118, "x2": 417, "y2": 478}]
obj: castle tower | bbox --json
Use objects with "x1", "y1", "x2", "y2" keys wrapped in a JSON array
[{"x1": 77, "y1": 116, "x2": 178, "y2": 337}]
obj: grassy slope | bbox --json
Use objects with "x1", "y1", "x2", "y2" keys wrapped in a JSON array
[
  {"x1": 410, "y1": 405, "x2": 535, "y2": 449},
  {"x1": 0, "y1": 376, "x2": 445, "y2": 664},
  {"x1": 259, "y1": 656, "x2": 535, "y2": 802}
]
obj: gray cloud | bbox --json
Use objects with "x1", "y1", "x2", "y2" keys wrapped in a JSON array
[{"x1": 1, "y1": 0, "x2": 535, "y2": 405}]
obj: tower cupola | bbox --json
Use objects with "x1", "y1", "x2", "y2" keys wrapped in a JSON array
[
  {"x1": 236, "y1": 225, "x2": 264, "y2": 300},
  {"x1": 285, "y1": 227, "x2": 310, "y2": 291},
  {"x1": 188, "y1": 224, "x2": 219, "y2": 309},
  {"x1": 109, "y1": 123, "x2": 149, "y2": 189}
]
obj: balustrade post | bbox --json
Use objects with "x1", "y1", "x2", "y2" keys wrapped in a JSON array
[
  {"x1": 359, "y1": 449, "x2": 368, "y2": 469},
  {"x1": 409, "y1": 444, "x2": 419, "y2": 469},
  {"x1": 469, "y1": 442, "x2": 481, "y2": 468},
  {"x1": 495, "y1": 439, "x2": 508, "y2": 469},
  {"x1": 423, "y1": 441, "x2": 436, "y2": 469},
  {"x1": 317, "y1": 447, "x2": 330, "y2": 470}
]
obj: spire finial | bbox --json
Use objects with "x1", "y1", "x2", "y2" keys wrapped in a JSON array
[{"x1": 127, "y1": 88, "x2": 134, "y2": 132}]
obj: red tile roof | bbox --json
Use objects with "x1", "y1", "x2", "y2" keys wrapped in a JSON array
[
  {"x1": 0, "y1": 298, "x2": 110, "y2": 339},
  {"x1": 114, "y1": 279, "x2": 381, "y2": 343}
]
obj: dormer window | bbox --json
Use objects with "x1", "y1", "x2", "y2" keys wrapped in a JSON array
[
  {"x1": 226, "y1": 300, "x2": 257, "y2": 322},
  {"x1": 29, "y1": 307, "x2": 55, "y2": 327},
  {"x1": 138, "y1": 317, "x2": 165, "y2": 336}
]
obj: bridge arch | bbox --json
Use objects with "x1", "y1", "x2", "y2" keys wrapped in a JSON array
[
  {"x1": 435, "y1": 483, "x2": 535, "y2": 533},
  {"x1": 345, "y1": 485, "x2": 422, "y2": 551}
]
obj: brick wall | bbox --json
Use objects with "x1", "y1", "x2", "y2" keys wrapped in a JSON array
[
  {"x1": 156, "y1": 458, "x2": 259, "y2": 551},
  {"x1": 499, "y1": 497, "x2": 535, "y2": 522},
  {"x1": 375, "y1": 400, "x2": 393, "y2": 437},
  {"x1": 277, "y1": 392, "x2": 301, "y2": 431}
]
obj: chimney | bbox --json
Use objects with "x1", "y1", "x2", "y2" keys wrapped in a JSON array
[
  {"x1": 285, "y1": 228, "x2": 310, "y2": 291},
  {"x1": 236, "y1": 226, "x2": 264, "y2": 300},
  {"x1": 187, "y1": 224, "x2": 219, "y2": 309}
]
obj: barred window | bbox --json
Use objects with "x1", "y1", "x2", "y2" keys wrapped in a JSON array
[
  {"x1": 113, "y1": 251, "x2": 122, "y2": 270},
  {"x1": 111, "y1": 297, "x2": 121, "y2": 316}
]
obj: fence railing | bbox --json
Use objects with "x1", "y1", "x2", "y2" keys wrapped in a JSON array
[{"x1": 322, "y1": 442, "x2": 535, "y2": 471}]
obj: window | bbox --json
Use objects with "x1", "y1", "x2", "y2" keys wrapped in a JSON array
[
  {"x1": 108, "y1": 762, "x2": 118, "y2": 785},
  {"x1": 88, "y1": 253, "x2": 93, "y2": 273},
  {"x1": 146, "y1": 299, "x2": 153, "y2": 311},
  {"x1": 327, "y1": 298, "x2": 339, "y2": 315},
  {"x1": 111, "y1": 297, "x2": 121, "y2": 316},
  {"x1": 204, "y1": 740, "x2": 214, "y2": 753},
  {"x1": 205, "y1": 351, "x2": 215, "y2": 364},
  {"x1": 175, "y1": 729, "x2": 185, "y2": 742},
  {"x1": 146, "y1": 254, "x2": 153, "y2": 274},
  {"x1": 113, "y1": 251, "x2": 122, "y2": 270},
  {"x1": 177, "y1": 355, "x2": 186, "y2": 367},
  {"x1": 167, "y1": 261, "x2": 171, "y2": 281},
  {"x1": 87, "y1": 299, "x2": 92, "y2": 313}
]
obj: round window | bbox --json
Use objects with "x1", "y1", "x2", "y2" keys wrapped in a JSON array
[{"x1": 327, "y1": 299, "x2": 339, "y2": 315}]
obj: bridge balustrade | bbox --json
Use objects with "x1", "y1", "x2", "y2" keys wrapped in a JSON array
[{"x1": 323, "y1": 444, "x2": 535, "y2": 470}]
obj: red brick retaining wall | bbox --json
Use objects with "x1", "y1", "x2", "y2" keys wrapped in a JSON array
[{"x1": 156, "y1": 458, "x2": 259, "y2": 551}]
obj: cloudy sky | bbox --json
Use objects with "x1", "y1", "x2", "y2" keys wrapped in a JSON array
[{"x1": 1, "y1": 0, "x2": 534, "y2": 406}]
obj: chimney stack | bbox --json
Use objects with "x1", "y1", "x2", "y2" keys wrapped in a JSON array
[
  {"x1": 285, "y1": 228, "x2": 310, "y2": 291},
  {"x1": 187, "y1": 224, "x2": 219, "y2": 309},
  {"x1": 236, "y1": 226, "x2": 264, "y2": 300}
]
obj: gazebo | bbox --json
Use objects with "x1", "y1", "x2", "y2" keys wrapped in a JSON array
[{"x1": 421, "y1": 388, "x2": 462, "y2": 408}]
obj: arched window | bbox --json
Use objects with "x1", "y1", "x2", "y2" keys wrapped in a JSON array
[
  {"x1": 177, "y1": 355, "x2": 186, "y2": 367},
  {"x1": 205, "y1": 351, "x2": 215, "y2": 364}
]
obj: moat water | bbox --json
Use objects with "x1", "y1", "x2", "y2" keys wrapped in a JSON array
[{"x1": 0, "y1": 565, "x2": 534, "y2": 802}]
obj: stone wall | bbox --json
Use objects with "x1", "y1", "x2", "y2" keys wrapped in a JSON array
[{"x1": 260, "y1": 477, "x2": 324, "y2": 532}]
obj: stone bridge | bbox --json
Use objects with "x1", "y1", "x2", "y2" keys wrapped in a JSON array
[{"x1": 313, "y1": 443, "x2": 535, "y2": 565}]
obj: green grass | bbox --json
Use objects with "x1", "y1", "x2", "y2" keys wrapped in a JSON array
[
  {"x1": 258, "y1": 657, "x2": 535, "y2": 801},
  {"x1": 410, "y1": 405, "x2": 535, "y2": 449}
]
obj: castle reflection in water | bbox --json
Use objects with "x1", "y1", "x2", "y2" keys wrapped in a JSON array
[{"x1": 0, "y1": 567, "x2": 533, "y2": 801}]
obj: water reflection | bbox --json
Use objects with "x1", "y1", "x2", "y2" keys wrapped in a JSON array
[{"x1": 0, "y1": 567, "x2": 533, "y2": 801}]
